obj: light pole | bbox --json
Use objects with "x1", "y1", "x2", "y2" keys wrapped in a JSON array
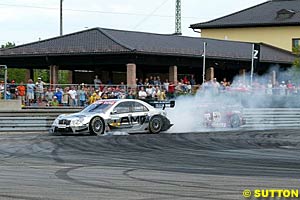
[
  {"x1": 60, "y1": 0, "x2": 63, "y2": 36},
  {"x1": 202, "y1": 42, "x2": 207, "y2": 84}
]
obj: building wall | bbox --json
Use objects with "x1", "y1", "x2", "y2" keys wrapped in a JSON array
[{"x1": 201, "y1": 26, "x2": 300, "y2": 52}]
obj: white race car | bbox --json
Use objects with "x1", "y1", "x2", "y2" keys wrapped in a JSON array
[{"x1": 50, "y1": 99, "x2": 174, "y2": 135}]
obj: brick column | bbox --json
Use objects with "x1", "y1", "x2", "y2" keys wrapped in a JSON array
[
  {"x1": 49, "y1": 65, "x2": 59, "y2": 86},
  {"x1": 169, "y1": 65, "x2": 178, "y2": 84},
  {"x1": 239, "y1": 69, "x2": 246, "y2": 85},
  {"x1": 206, "y1": 67, "x2": 214, "y2": 81},
  {"x1": 126, "y1": 63, "x2": 136, "y2": 86},
  {"x1": 272, "y1": 70, "x2": 276, "y2": 86}
]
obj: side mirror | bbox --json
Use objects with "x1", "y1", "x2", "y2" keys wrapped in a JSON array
[
  {"x1": 111, "y1": 110, "x2": 118, "y2": 115},
  {"x1": 170, "y1": 100, "x2": 175, "y2": 108}
]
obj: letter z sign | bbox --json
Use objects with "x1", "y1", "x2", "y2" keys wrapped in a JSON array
[{"x1": 253, "y1": 50, "x2": 259, "y2": 59}]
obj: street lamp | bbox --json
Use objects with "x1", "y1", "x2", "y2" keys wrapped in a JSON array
[{"x1": 60, "y1": 0, "x2": 63, "y2": 36}]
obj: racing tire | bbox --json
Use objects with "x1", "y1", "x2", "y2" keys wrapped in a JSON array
[
  {"x1": 149, "y1": 115, "x2": 163, "y2": 134},
  {"x1": 89, "y1": 117, "x2": 105, "y2": 136},
  {"x1": 230, "y1": 114, "x2": 241, "y2": 128}
]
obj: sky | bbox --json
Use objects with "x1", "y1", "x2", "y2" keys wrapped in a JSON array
[{"x1": 0, "y1": 0, "x2": 267, "y2": 45}]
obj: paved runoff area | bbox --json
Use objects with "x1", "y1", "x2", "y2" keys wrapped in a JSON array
[{"x1": 0, "y1": 130, "x2": 300, "y2": 200}]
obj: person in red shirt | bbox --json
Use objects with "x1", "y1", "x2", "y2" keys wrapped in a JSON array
[
  {"x1": 16, "y1": 81, "x2": 26, "y2": 105},
  {"x1": 168, "y1": 81, "x2": 175, "y2": 99}
]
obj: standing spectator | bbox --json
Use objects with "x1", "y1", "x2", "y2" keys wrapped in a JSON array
[
  {"x1": 9, "y1": 80, "x2": 17, "y2": 99},
  {"x1": 212, "y1": 78, "x2": 220, "y2": 95},
  {"x1": 153, "y1": 76, "x2": 158, "y2": 85},
  {"x1": 54, "y1": 87, "x2": 63, "y2": 104},
  {"x1": 146, "y1": 85, "x2": 153, "y2": 99},
  {"x1": 168, "y1": 81, "x2": 175, "y2": 99},
  {"x1": 0, "y1": 80, "x2": 4, "y2": 99},
  {"x1": 35, "y1": 77, "x2": 45, "y2": 104},
  {"x1": 183, "y1": 76, "x2": 188, "y2": 84},
  {"x1": 287, "y1": 80, "x2": 293, "y2": 95},
  {"x1": 127, "y1": 88, "x2": 136, "y2": 99},
  {"x1": 62, "y1": 87, "x2": 70, "y2": 106},
  {"x1": 45, "y1": 88, "x2": 54, "y2": 102},
  {"x1": 152, "y1": 86, "x2": 161, "y2": 100},
  {"x1": 279, "y1": 81, "x2": 287, "y2": 96},
  {"x1": 120, "y1": 82, "x2": 126, "y2": 90},
  {"x1": 144, "y1": 78, "x2": 149, "y2": 86},
  {"x1": 137, "y1": 78, "x2": 143, "y2": 86},
  {"x1": 190, "y1": 74, "x2": 196, "y2": 85},
  {"x1": 78, "y1": 86, "x2": 87, "y2": 106},
  {"x1": 163, "y1": 79, "x2": 169, "y2": 92},
  {"x1": 186, "y1": 81, "x2": 192, "y2": 93},
  {"x1": 26, "y1": 79, "x2": 35, "y2": 105},
  {"x1": 149, "y1": 76, "x2": 154, "y2": 85},
  {"x1": 16, "y1": 81, "x2": 26, "y2": 105},
  {"x1": 156, "y1": 76, "x2": 161, "y2": 85},
  {"x1": 88, "y1": 92, "x2": 99, "y2": 104},
  {"x1": 220, "y1": 78, "x2": 229, "y2": 90},
  {"x1": 138, "y1": 86, "x2": 147, "y2": 99},
  {"x1": 94, "y1": 75, "x2": 102, "y2": 90},
  {"x1": 158, "y1": 88, "x2": 166, "y2": 101},
  {"x1": 68, "y1": 86, "x2": 77, "y2": 106},
  {"x1": 266, "y1": 80, "x2": 273, "y2": 95}
]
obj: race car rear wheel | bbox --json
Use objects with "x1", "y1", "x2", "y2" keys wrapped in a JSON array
[
  {"x1": 89, "y1": 117, "x2": 104, "y2": 135},
  {"x1": 230, "y1": 114, "x2": 241, "y2": 128},
  {"x1": 149, "y1": 115, "x2": 163, "y2": 134}
]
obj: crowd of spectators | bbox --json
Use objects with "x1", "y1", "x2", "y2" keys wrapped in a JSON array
[{"x1": 1, "y1": 74, "x2": 299, "y2": 107}]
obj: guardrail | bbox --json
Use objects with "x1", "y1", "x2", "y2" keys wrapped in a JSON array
[
  {"x1": 0, "y1": 108, "x2": 299, "y2": 132},
  {"x1": 242, "y1": 108, "x2": 300, "y2": 129},
  {"x1": 0, "y1": 108, "x2": 82, "y2": 132}
]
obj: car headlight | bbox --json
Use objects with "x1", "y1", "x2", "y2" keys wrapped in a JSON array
[
  {"x1": 71, "y1": 118, "x2": 85, "y2": 126},
  {"x1": 53, "y1": 118, "x2": 59, "y2": 125}
]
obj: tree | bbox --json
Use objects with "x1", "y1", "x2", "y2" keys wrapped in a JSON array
[
  {"x1": 293, "y1": 45, "x2": 300, "y2": 68},
  {"x1": 1, "y1": 42, "x2": 69, "y2": 84},
  {"x1": 1, "y1": 42, "x2": 29, "y2": 83},
  {"x1": 1, "y1": 42, "x2": 15, "y2": 49}
]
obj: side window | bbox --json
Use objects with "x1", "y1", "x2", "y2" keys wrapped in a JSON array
[
  {"x1": 113, "y1": 102, "x2": 133, "y2": 114},
  {"x1": 133, "y1": 102, "x2": 149, "y2": 112},
  {"x1": 292, "y1": 38, "x2": 300, "y2": 52}
]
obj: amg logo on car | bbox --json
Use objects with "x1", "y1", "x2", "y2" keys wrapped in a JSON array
[{"x1": 120, "y1": 115, "x2": 148, "y2": 125}]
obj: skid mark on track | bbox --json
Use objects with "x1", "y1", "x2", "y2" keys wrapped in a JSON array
[
  {"x1": 54, "y1": 165, "x2": 204, "y2": 199},
  {"x1": 0, "y1": 194, "x2": 60, "y2": 200}
]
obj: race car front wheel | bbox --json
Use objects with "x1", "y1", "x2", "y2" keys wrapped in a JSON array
[
  {"x1": 230, "y1": 114, "x2": 241, "y2": 128},
  {"x1": 89, "y1": 117, "x2": 104, "y2": 135},
  {"x1": 149, "y1": 115, "x2": 163, "y2": 134}
]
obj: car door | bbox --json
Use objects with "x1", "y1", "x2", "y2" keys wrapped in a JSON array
[
  {"x1": 129, "y1": 102, "x2": 149, "y2": 130},
  {"x1": 109, "y1": 101, "x2": 133, "y2": 130}
]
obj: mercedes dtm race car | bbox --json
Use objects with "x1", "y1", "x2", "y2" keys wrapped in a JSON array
[
  {"x1": 200, "y1": 103, "x2": 246, "y2": 128},
  {"x1": 50, "y1": 99, "x2": 174, "y2": 135}
]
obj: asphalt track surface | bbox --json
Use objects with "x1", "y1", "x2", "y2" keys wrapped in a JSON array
[{"x1": 1, "y1": 130, "x2": 300, "y2": 200}]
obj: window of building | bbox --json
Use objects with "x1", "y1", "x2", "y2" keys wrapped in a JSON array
[
  {"x1": 292, "y1": 38, "x2": 300, "y2": 52},
  {"x1": 276, "y1": 9, "x2": 295, "y2": 20}
]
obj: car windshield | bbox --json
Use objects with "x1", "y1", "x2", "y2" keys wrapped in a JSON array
[{"x1": 81, "y1": 101, "x2": 115, "y2": 113}]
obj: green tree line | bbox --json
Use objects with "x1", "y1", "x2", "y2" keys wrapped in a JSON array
[{"x1": 1, "y1": 42, "x2": 69, "y2": 84}]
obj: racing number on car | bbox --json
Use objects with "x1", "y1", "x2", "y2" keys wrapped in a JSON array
[{"x1": 212, "y1": 112, "x2": 221, "y2": 122}]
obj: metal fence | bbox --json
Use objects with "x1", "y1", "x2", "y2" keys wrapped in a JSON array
[{"x1": 1, "y1": 82, "x2": 300, "y2": 107}]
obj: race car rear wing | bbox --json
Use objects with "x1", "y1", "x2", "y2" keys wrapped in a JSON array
[{"x1": 146, "y1": 100, "x2": 175, "y2": 110}]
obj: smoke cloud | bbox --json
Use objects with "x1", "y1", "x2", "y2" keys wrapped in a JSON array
[{"x1": 167, "y1": 65, "x2": 300, "y2": 133}]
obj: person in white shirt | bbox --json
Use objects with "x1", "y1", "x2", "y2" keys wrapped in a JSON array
[
  {"x1": 68, "y1": 86, "x2": 77, "y2": 106},
  {"x1": 35, "y1": 77, "x2": 45, "y2": 103},
  {"x1": 138, "y1": 87, "x2": 147, "y2": 99}
]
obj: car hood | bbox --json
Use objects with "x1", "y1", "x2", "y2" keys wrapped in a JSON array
[{"x1": 58, "y1": 111, "x2": 103, "y2": 119}]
